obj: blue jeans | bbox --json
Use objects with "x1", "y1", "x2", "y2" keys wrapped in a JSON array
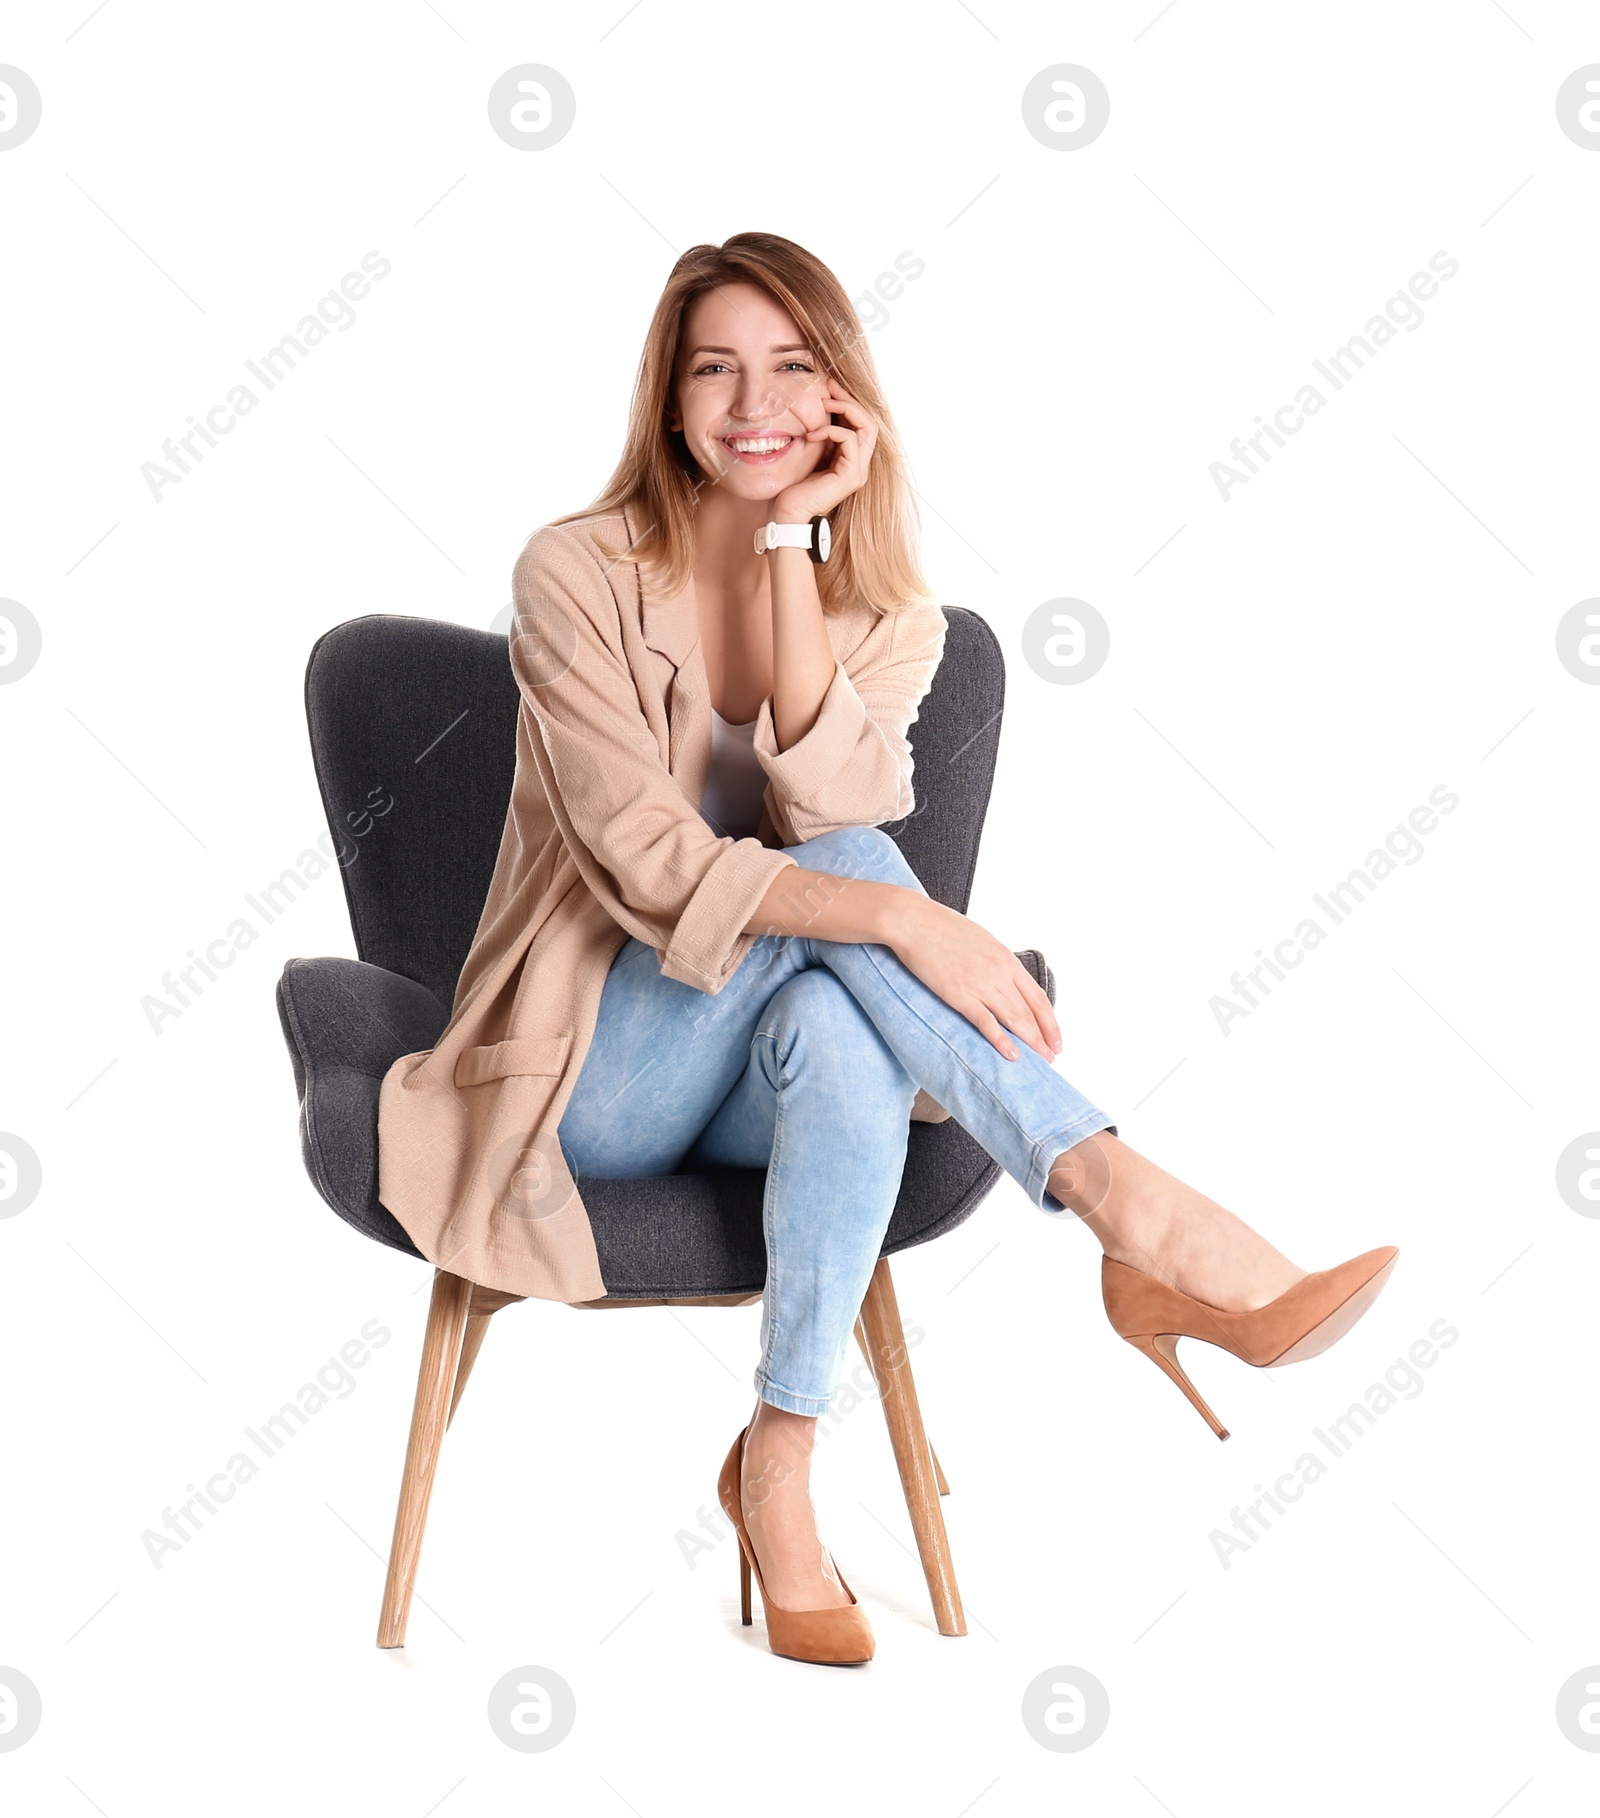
[{"x1": 555, "y1": 826, "x2": 1118, "y2": 1416}]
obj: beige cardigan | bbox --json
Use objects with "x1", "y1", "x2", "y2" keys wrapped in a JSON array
[{"x1": 376, "y1": 505, "x2": 950, "y2": 1303}]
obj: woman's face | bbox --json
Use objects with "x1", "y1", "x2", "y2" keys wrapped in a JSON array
[{"x1": 672, "y1": 281, "x2": 833, "y2": 503}]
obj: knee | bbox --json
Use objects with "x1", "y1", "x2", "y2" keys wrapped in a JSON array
[
  {"x1": 760, "y1": 972, "x2": 915, "y2": 1107},
  {"x1": 763, "y1": 969, "x2": 864, "y2": 1056},
  {"x1": 784, "y1": 824, "x2": 922, "y2": 891}
]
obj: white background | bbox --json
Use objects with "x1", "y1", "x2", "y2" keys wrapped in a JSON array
[{"x1": 3, "y1": 1, "x2": 1597, "y2": 1812}]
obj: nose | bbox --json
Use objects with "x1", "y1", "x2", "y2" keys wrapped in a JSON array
[{"x1": 730, "y1": 375, "x2": 785, "y2": 430}]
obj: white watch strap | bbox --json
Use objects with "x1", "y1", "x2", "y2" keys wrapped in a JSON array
[{"x1": 754, "y1": 520, "x2": 813, "y2": 554}]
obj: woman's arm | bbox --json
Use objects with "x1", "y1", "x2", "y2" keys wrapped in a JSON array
[
  {"x1": 513, "y1": 525, "x2": 798, "y2": 994},
  {"x1": 766, "y1": 541, "x2": 836, "y2": 752},
  {"x1": 742, "y1": 866, "x2": 1062, "y2": 1065},
  {"x1": 749, "y1": 598, "x2": 948, "y2": 842},
  {"x1": 748, "y1": 376, "x2": 947, "y2": 841}
]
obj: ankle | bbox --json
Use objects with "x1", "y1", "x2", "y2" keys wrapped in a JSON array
[
  {"x1": 1048, "y1": 1132, "x2": 1169, "y2": 1255},
  {"x1": 743, "y1": 1405, "x2": 817, "y2": 1504},
  {"x1": 1090, "y1": 1196, "x2": 1182, "y2": 1278},
  {"x1": 1046, "y1": 1130, "x2": 1120, "y2": 1221},
  {"x1": 1051, "y1": 1138, "x2": 1215, "y2": 1283}
]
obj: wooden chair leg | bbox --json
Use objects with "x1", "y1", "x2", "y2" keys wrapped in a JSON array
[
  {"x1": 448, "y1": 1282, "x2": 525, "y2": 1430},
  {"x1": 930, "y1": 1440, "x2": 951, "y2": 1497},
  {"x1": 856, "y1": 1258, "x2": 966, "y2": 1637},
  {"x1": 854, "y1": 1314, "x2": 950, "y2": 1495},
  {"x1": 447, "y1": 1314, "x2": 492, "y2": 1430},
  {"x1": 377, "y1": 1269, "x2": 473, "y2": 1649}
]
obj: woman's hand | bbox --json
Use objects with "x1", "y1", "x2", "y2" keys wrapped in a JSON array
[
  {"x1": 772, "y1": 382, "x2": 879, "y2": 522},
  {"x1": 887, "y1": 893, "x2": 1062, "y2": 1063}
]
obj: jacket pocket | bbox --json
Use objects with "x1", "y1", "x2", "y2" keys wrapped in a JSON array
[{"x1": 453, "y1": 1036, "x2": 572, "y2": 1088}]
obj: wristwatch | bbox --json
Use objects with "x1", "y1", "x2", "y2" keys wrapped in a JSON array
[{"x1": 753, "y1": 515, "x2": 830, "y2": 564}]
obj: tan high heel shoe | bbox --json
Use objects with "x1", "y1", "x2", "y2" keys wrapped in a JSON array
[
  {"x1": 716, "y1": 1424, "x2": 875, "y2": 1665},
  {"x1": 1102, "y1": 1246, "x2": 1400, "y2": 1440}
]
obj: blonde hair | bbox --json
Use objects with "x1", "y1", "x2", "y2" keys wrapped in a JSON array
[{"x1": 547, "y1": 231, "x2": 934, "y2": 616}]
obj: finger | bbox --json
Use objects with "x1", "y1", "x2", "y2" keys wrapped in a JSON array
[
  {"x1": 997, "y1": 989, "x2": 1054, "y2": 1061},
  {"x1": 822, "y1": 389, "x2": 875, "y2": 431},
  {"x1": 1017, "y1": 969, "x2": 1061, "y2": 1051},
  {"x1": 991, "y1": 971, "x2": 1054, "y2": 1059},
  {"x1": 969, "y1": 1004, "x2": 1019, "y2": 1061}
]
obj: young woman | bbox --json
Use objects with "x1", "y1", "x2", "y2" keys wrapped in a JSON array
[{"x1": 480, "y1": 232, "x2": 1398, "y2": 1666}]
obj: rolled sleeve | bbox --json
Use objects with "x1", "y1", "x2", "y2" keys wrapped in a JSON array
[
  {"x1": 659, "y1": 836, "x2": 797, "y2": 992},
  {"x1": 750, "y1": 660, "x2": 872, "y2": 821},
  {"x1": 750, "y1": 600, "x2": 947, "y2": 841}
]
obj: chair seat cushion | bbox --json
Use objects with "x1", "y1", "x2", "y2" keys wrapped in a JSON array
[
  {"x1": 578, "y1": 1119, "x2": 1004, "y2": 1300},
  {"x1": 277, "y1": 950, "x2": 1054, "y2": 1293}
]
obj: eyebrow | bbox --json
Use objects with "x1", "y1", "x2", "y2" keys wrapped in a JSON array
[{"x1": 686, "y1": 343, "x2": 813, "y2": 357}]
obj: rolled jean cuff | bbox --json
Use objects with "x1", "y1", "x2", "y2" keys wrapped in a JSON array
[
  {"x1": 752, "y1": 1367, "x2": 836, "y2": 1417},
  {"x1": 1030, "y1": 1113, "x2": 1120, "y2": 1217}
]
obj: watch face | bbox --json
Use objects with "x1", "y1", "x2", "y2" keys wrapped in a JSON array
[{"x1": 816, "y1": 516, "x2": 830, "y2": 562}]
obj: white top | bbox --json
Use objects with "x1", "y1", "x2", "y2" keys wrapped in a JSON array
[{"x1": 700, "y1": 708, "x2": 767, "y2": 838}]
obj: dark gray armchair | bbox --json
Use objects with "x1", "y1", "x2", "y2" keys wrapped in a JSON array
[{"x1": 276, "y1": 606, "x2": 1053, "y2": 1647}]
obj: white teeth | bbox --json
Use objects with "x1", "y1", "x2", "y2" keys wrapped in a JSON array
[{"x1": 727, "y1": 436, "x2": 790, "y2": 453}]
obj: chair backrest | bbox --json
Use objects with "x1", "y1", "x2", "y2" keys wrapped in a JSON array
[{"x1": 303, "y1": 606, "x2": 1005, "y2": 1011}]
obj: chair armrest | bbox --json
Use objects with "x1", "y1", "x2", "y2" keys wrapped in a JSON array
[
  {"x1": 275, "y1": 957, "x2": 448, "y2": 1256},
  {"x1": 1016, "y1": 948, "x2": 1055, "y2": 1004}
]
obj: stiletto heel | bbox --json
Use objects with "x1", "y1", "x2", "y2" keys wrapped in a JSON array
[
  {"x1": 1103, "y1": 1245, "x2": 1400, "y2": 1441},
  {"x1": 717, "y1": 1424, "x2": 875, "y2": 1665},
  {"x1": 1123, "y1": 1331, "x2": 1231, "y2": 1440}
]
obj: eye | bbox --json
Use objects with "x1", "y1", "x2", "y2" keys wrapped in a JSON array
[
  {"x1": 780, "y1": 359, "x2": 815, "y2": 373},
  {"x1": 691, "y1": 362, "x2": 731, "y2": 376}
]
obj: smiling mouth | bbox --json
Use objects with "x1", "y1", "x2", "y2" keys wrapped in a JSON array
[{"x1": 722, "y1": 434, "x2": 794, "y2": 462}]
